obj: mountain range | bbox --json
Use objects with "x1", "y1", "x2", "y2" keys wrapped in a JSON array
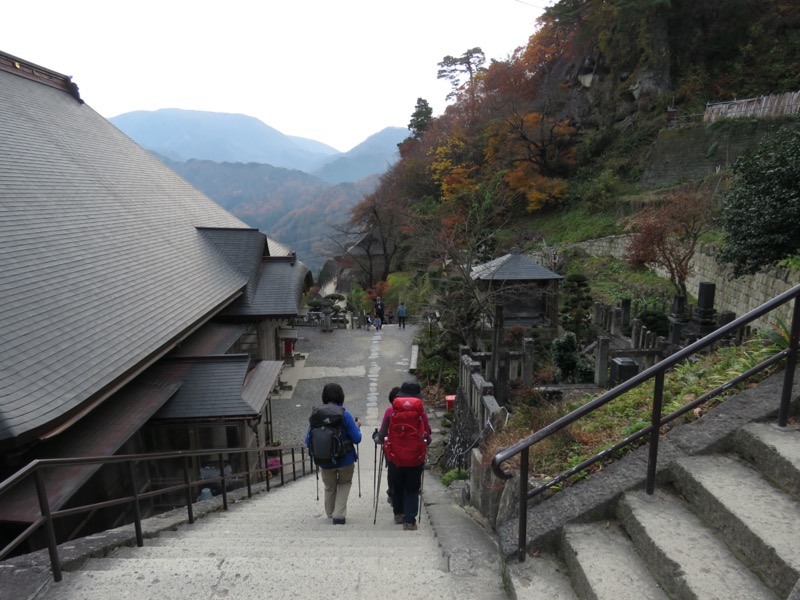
[{"x1": 110, "y1": 109, "x2": 410, "y2": 272}]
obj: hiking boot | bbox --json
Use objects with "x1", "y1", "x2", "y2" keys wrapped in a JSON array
[
  {"x1": 394, "y1": 514, "x2": 403, "y2": 524},
  {"x1": 403, "y1": 522, "x2": 418, "y2": 531},
  {"x1": 332, "y1": 518, "x2": 346, "y2": 525}
]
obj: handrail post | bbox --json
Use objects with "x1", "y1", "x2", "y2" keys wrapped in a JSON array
[
  {"x1": 128, "y1": 460, "x2": 144, "y2": 547},
  {"x1": 291, "y1": 448, "x2": 296, "y2": 481},
  {"x1": 35, "y1": 469, "x2": 62, "y2": 582},
  {"x1": 244, "y1": 451, "x2": 252, "y2": 498},
  {"x1": 218, "y1": 453, "x2": 228, "y2": 511},
  {"x1": 183, "y1": 456, "x2": 194, "y2": 524},
  {"x1": 646, "y1": 371, "x2": 665, "y2": 495},
  {"x1": 779, "y1": 296, "x2": 800, "y2": 427},
  {"x1": 517, "y1": 447, "x2": 529, "y2": 562},
  {"x1": 280, "y1": 449, "x2": 286, "y2": 486},
  {"x1": 264, "y1": 448, "x2": 271, "y2": 491}
]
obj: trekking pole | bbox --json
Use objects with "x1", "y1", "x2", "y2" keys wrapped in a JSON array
[
  {"x1": 372, "y1": 429, "x2": 378, "y2": 500},
  {"x1": 315, "y1": 463, "x2": 319, "y2": 502},
  {"x1": 373, "y1": 448, "x2": 384, "y2": 525},
  {"x1": 418, "y1": 466, "x2": 425, "y2": 529},
  {"x1": 356, "y1": 444, "x2": 361, "y2": 498}
]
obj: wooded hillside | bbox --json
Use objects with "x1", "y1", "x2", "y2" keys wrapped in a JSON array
[{"x1": 349, "y1": 0, "x2": 799, "y2": 280}]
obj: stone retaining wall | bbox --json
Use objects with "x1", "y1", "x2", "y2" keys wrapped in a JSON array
[{"x1": 573, "y1": 236, "x2": 799, "y2": 327}]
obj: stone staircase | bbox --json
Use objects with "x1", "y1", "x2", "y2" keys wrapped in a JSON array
[
  {"x1": 27, "y1": 433, "x2": 506, "y2": 600},
  {"x1": 505, "y1": 416, "x2": 800, "y2": 599}
]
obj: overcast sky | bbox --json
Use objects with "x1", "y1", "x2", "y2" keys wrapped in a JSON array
[{"x1": 4, "y1": 1, "x2": 549, "y2": 152}]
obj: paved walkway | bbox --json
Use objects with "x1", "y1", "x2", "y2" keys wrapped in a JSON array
[{"x1": 17, "y1": 323, "x2": 506, "y2": 599}]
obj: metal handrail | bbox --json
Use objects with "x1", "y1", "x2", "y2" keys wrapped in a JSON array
[
  {"x1": 0, "y1": 443, "x2": 313, "y2": 581},
  {"x1": 492, "y1": 283, "x2": 800, "y2": 561}
]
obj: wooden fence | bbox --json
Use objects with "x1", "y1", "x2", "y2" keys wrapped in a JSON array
[{"x1": 704, "y1": 91, "x2": 800, "y2": 122}]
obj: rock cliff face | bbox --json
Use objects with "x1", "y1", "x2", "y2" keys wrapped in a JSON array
[
  {"x1": 529, "y1": 0, "x2": 798, "y2": 139},
  {"x1": 533, "y1": 7, "x2": 673, "y2": 132}
]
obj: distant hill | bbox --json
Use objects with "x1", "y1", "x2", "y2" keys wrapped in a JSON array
[
  {"x1": 110, "y1": 109, "x2": 338, "y2": 171},
  {"x1": 160, "y1": 156, "x2": 378, "y2": 273},
  {"x1": 312, "y1": 127, "x2": 408, "y2": 184},
  {"x1": 110, "y1": 109, "x2": 409, "y2": 182},
  {"x1": 111, "y1": 109, "x2": 408, "y2": 272}
]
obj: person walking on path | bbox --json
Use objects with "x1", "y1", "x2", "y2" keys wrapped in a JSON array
[
  {"x1": 374, "y1": 296, "x2": 385, "y2": 324},
  {"x1": 396, "y1": 302, "x2": 408, "y2": 329},
  {"x1": 375, "y1": 381, "x2": 431, "y2": 530},
  {"x1": 305, "y1": 383, "x2": 362, "y2": 524}
]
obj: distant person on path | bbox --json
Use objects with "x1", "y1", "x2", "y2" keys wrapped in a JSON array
[
  {"x1": 375, "y1": 381, "x2": 431, "y2": 530},
  {"x1": 396, "y1": 302, "x2": 408, "y2": 329},
  {"x1": 374, "y1": 316, "x2": 382, "y2": 331},
  {"x1": 374, "y1": 296, "x2": 385, "y2": 324},
  {"x1": 306, "y1": 383, "x2": 362, "y2": 525}
]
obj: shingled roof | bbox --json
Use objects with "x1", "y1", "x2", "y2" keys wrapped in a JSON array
[
  {"x1": 144, "y1": 355, "x2": 283, "y2": 422},
  {"x1": 0, "y1": 52, "x2": 261, "y2": 449},
  {"x1": 470, "y1": 252, "x2": 563, "y2": 282}
]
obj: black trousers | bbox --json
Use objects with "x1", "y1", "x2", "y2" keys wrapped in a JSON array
[{"x1": 387, "y1": 462, "x2": 423, "y2": 524}]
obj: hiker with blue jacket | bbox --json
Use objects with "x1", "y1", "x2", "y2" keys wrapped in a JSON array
[{"x1": 306, "y1": 383, "x2": 362, "y2": 525}]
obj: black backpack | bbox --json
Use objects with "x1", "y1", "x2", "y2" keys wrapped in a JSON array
[{"x1": 308, "y1": 404, "x2": 353, "y2": 467}]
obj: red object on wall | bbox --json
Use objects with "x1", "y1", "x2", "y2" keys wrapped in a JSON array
[
  {"x1": 283, "y1": 339, "x2": 294, "y2": 357},
  {"x1": 445, "y1": 395, "x2": 455, "y2": 412}
]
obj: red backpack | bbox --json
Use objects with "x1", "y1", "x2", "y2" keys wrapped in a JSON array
[{"x1": 384, "y1": 396, "x2": 428, "y2": 467}]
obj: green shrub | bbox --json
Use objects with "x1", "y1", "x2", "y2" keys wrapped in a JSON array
[
  {"x1": 638, "y1": 309, "x2": 669, "y2": 337},
  {"x1": 440, "y1": 468, "x2": 469, "y2": 487}
]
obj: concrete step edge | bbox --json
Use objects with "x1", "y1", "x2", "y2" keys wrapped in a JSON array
[
  {"x1": 618, "y1": 489, "x2": 777, "y2": 600},
  {"x1": 82, "y1": 554, "x2": 448, "y2": 572},
  {"x1": 562, "y1": 521, "x2": 669, "y2": 600},
  {"x1": 736, "y1": 422, "x2": 800, "y2": 498},
  {"x1": 505, "y1": 553, "x2": 579, "y2": 600},
  {"x1": 108, "y1": 546, "x2": 444, "y2": 561},
  {"x1": 672, "y1": 453, "x2": 800, "y2": 598}
]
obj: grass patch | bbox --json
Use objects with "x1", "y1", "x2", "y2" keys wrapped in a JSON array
[
  {"x1": 486, "y1": 334, "x2": 781, "y2": 486},
  {"x1": 566, "y1": 255, "x2": 676, "y2": 306},
  {"x1": 533, "y1": 204, "x2": 624, "y2": 244}
]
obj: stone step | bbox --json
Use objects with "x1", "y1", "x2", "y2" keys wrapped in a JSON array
[
  {"x1": 735, "y1": 422, "x2": 800, "y2": 497},
  {"x1": 109, "y1": 544, "x2": 444, "y2": 564},
  {"x1": 187, "y1": 514, "x2": 424, "y2": 532},
  {"x1": 562, "y1": 521, "x2": 669, "y2": 600},
  {"x1": 44, "y1": 563, "x2": 458, "y2": 600},
  {"x1": 144, "y1": 531, "x2": 442, "y2": 558},
  {"x1": 86, "y1": 552, "x2": 447, "y2": 573},
  {"x1": 671, "y1": 453, "x2": 800, "y2": 598},
  {"x1": 618, "y1": 489, "x2": 779, "y2": 600},
  {"x1": 505, "y1": 552, "x2": 579, "y2": 600}
]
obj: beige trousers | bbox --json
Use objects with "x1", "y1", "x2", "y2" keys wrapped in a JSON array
[{"x1": 320, "y1": 463, "x2": 355, "y2": 520}]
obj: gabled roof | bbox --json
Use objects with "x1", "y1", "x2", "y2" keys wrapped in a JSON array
[
  {"x1": 198, "y1": 227, "x2": 265, "y2": 304},
  {"x1": 242, "y1": 360, "x2": 283, "y2": 413},
  {"x1": 221, "y1": 256, "x2": 312, "y2": 318},
  {"x1": 0, "y1": 53, "x2": 256, "y2": 448},
  {"x1": 0, "y1": 380, "x2": 180, "y2": 524},
  {"x1": 172, "y1": 323, "x2": 252, "y2": 356},
  {"x1": 470, "y1": 253, "x2": 563, "y2": 282},
  {"x1": 267, "y1": 238, "x2": 294, "y2": 257},
  {"x1": 346, "y1": 232, "x2": 393, "y2": 256},
  {"x1": 148, "y1": 355, "x2": 278, "y2": 420}
]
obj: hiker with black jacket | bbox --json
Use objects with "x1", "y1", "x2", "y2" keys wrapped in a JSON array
[
  {"x1": 305, "y1": 383, "x2": 362, "y2": 525},
  {"x1": 373, "y1": 381, "x2": 431, "y2": 530}
]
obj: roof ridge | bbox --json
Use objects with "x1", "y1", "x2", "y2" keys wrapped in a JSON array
[{"x1": 0, "y1": 51, "x2": 83, "y2": 103}]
